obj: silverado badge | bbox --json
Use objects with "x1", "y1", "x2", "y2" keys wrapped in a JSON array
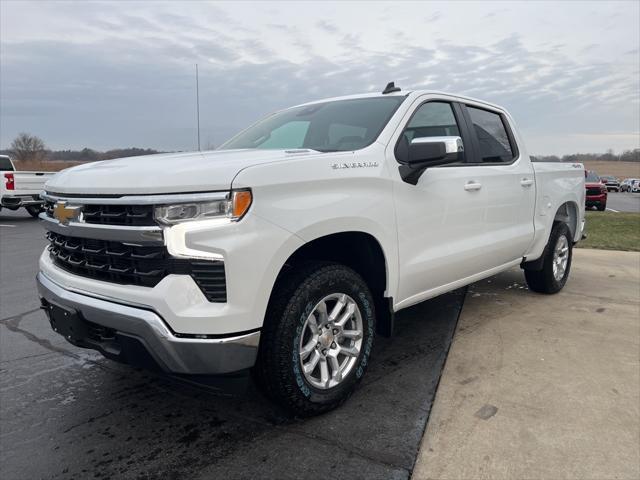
[
  {"x1": 331, "y1": 161, "x2": 379, "y2": 170},
  {"x1": 53, "y1": 201, "x2": 82, "y2": 225}
]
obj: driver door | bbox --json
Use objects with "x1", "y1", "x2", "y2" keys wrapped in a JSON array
[{"x1": 391, "y1": 99, "x2": 491, "y2": 307}]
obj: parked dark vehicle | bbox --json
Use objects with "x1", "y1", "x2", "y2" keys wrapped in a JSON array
[
  {"x1": 599, "y1": 175, "x2": 620, "y2": 192},
  {"x1": 585, "y1": 170, "x2": 607, "y2": 211}
]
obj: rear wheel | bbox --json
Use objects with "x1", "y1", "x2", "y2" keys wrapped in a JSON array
[
  {"x1": 25, "y1": 206, "x2": 42, "y2": 218},
  {"x1": 524, "y1": 223, "x2": 573, "y2": 294},
  {"x1": 255, "y1": 262, "x2": 375, "y2": 416}
]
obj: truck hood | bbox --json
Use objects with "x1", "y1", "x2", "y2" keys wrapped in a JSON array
[{"x1": 45, "y1": 149, "x2": 321, "y2": 195}]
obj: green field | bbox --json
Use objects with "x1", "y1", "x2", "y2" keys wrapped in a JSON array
[{"x1": 578, "y1": 211, "x2": 640, "y2": 252}]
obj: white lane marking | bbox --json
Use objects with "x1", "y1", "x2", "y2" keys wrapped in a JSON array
[
  {"x1": 606, "y1": 208, "x2": 620, "y2": 213},
  {"x1": 0, "y1": 224, "x2": 16, "y2": 227}
]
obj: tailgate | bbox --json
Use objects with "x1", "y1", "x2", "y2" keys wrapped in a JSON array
[{"x1": 12, "y1": 172, "x2": 55, "y2": 195}]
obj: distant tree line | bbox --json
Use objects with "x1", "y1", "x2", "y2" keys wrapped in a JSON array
[
  {"x1": 1, "y1": 133, "x2": 162, "y2": 163},
  {"x1": 3, "y1": 132, "x2": 639, "y2": 164},
  {"x1": 45, "y1": 147, "x2": 163, "y2": 162},
  {"x1": 532, "y1": 149, "x2": 640, "y2": 163}
]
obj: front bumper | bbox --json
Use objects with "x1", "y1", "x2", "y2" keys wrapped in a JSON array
[{"x1": 37, "y1": 272, "x2": 260, "y2": 375}]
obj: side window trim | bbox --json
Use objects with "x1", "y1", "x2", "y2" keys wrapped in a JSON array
[
  {"x1": 394, "y1": 99, "x2": 472, "y2": 165},
  {"x1": 452, "y1": 102, "x2": 480, "y2": 164},
  {"x1": 459, "y1": 103, "x2": 520, "y2": 166}
]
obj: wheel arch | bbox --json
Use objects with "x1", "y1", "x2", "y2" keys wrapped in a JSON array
[
  {"x1": 524, "y1": 201, "x2": 580, "y2": 272},
  {"x1": 553, "y1": 200, "x2": 580, "y2": 241},
  {"x1": 270, "y1": 231, "x2": 395, "y2": 337}
]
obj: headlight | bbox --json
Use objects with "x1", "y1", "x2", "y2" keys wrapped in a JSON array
[{"x1": 154, "y1": 190, "x2": 252, "y2": 225}]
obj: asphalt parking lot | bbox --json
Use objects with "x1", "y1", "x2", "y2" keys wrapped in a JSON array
[
  {"x1": 0, "y1": 209, "x2": 465, "y2": 480},
  {"x1": 604, "y1": 192, "x2": 640, "y2": 213}
]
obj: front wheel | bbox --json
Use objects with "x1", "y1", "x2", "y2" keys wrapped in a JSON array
[
  {"x1": 597, "y1": 204, "x2": 606, "y2": 211},
  {"x1": 255, "y1": 262, "x2": 375, "y2": 416},
  {"x1": 525, "y1": 223, "x2": 573, "y2": 294},
  {"x1": 25, "y1": 206, "x2": 43, "y2": 218}
]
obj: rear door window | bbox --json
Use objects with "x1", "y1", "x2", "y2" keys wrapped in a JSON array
[{"x1": 466, "y1": 107, "x2": 515, "y2": 163}]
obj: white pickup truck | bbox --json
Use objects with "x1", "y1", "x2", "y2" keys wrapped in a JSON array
[
  {"x1": 0, "y1": 155, "x2": 54, "y2": 217},
  {"x1": 36, "y1": 85, "x2": 585, "y2": 415}
]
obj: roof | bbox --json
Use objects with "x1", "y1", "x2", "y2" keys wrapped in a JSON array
[{"x1": 293, "y1": 89, "x2": 506, "y2": 112}]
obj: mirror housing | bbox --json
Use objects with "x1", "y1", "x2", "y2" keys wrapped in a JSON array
[{"x1": 398, "y1": 136, "x2": 464, "y2": 185}]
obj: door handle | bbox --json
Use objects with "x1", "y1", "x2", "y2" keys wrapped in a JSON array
[
  {"x1": 520, "y1": 178, "x2": 534, "y2": 187},
  {"x1": 464, "y1": 181, "x2": 482, "y2": 191}
]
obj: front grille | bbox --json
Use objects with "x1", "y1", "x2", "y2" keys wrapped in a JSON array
[
  {"x1": 586, "y1": 188, "x2": 603, "y2": 195},
  {"x1": 46, "y1": 231, "x2": 226, "y2": 302},
  {"x1": 44, "y1": 199, "x2": 155, "y2": 226}
]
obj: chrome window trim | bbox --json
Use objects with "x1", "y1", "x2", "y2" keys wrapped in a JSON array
[{"x1": 42, "y1": 191, "x2": 230, "y2": 206}]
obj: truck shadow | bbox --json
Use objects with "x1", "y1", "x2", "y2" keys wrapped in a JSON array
[
  {"x1": 2, "y1": 289, "x2": 466, "y2": 480},
  {"x1": 0, "y1": 212, "x2": 39, "y2": 222}
]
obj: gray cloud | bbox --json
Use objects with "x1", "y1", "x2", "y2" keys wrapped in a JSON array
[
  {"x1": 316, "y1": 20, "x2": 338, "y2": 34},
  {"x1": 0, "y1": 1, "x2": 638, "y2": 155},
  {"x1": 426, "y1": 12, "x2": 442, "y2": 22}
]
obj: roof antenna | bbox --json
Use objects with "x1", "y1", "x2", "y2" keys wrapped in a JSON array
[
  {"x1": 382, "y1": 81, "x2": 401, "y2": 94},
  {"x1": 195, "y1": 63, "x2": 201, "y2": 151}
]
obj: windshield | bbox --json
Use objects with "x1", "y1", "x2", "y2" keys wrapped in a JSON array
[
  {"x1": 219, "y1": 96, "x2": 406, "y2": 152},
  {"x1": 585, "y1": 171, "x2": 600, "y2": 182}
]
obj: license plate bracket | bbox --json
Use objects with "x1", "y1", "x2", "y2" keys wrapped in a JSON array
[{"x1": 47, "y1": 304, "x2": 88, "y2": 343}]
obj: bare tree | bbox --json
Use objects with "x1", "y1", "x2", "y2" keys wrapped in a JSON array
[{"x1": 10, "y1": 133, "x2": 47, "y2": 162}]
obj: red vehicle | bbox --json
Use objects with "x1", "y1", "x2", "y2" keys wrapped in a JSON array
[{"x1": 585, "y1": 170, "x2": 607, "y2": 211}]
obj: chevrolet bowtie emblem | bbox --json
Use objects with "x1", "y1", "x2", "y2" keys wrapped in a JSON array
[{"x1": 53, "y1": 201, "x2": 81, "y2": 225}]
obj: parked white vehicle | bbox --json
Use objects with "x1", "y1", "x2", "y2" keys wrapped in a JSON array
[
  {"x1": 620, "y1": 178, "x2": 640, "y2": 193},
  {"x1": 37, "y1": 85, "x2": 585, "y2": 415},
  {"x1": 0, "y1": 155, "x2": 54, "y2": 217}
]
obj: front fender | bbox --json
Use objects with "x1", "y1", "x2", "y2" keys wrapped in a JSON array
[{"x1": 232, "y1": 148, "x2": 399, "y2": 301}]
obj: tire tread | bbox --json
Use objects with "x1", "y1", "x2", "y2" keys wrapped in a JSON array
[{"x1": 255, "y1": 262, "x2": 375, "y2": 416}]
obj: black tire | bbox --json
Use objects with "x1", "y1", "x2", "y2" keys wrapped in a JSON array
[
  {"x1": 597, "y1": 204, "x2": 606, "y2": 211},
  {"x1": 524, "y1": 223, "x2": 573, "y2": 294},
  {"x1": 255, "y1": 262, "x2": 375, "y2": 416},
  {"x1": 25, "y1": 206, "x2": 42, "y2": 218}
]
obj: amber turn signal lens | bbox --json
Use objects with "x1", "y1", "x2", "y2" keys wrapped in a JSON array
[{"x1": 232, "y1": 190, "x2": 252, "y2": 218}]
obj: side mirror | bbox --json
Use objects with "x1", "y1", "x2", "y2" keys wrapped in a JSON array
[{"x1": 398, "y1": 136, "x2": 464, "y2": 185}]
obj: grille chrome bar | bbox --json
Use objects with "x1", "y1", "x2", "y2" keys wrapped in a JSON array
[
  {"x1": 42, "y1": 191, "x2": 229, "y2": 205},
  {"x1": 40, "y1": 212, "x2": 164, "y2": 246}
]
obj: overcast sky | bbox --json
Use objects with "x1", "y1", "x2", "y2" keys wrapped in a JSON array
[{"x1": 1, "y1": 0, "x2": 638, "y2": 155}]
